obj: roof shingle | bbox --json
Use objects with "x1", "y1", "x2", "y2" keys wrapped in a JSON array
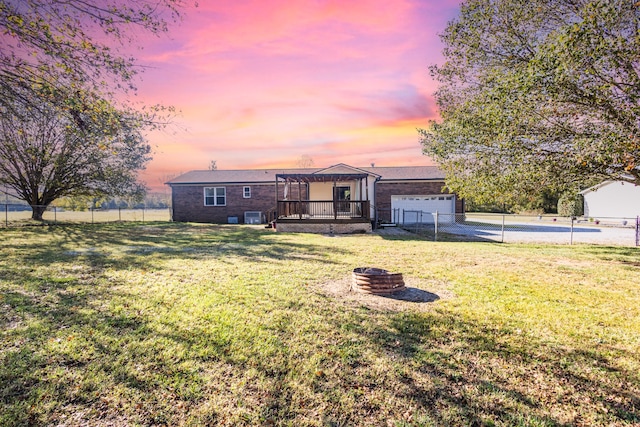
[{"x1": 166, "y1": 165, "x2": 444, "y2": 185}]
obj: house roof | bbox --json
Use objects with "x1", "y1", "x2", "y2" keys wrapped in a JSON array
[
  {"x1": 166, "y1": 168, "x2": 312, "y2": 185},
  {"x1": 359, "y1": 166, "x2": 445, "y2": 181},
  {"x1": 166, "y1": 164, "x2": 445, "y2": 185}
]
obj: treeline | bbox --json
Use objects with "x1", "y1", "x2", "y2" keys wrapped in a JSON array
[
  {"x1": 0, "y1": 193, "x2": 172, "y2": 211},
  {"x1": 52, "y1": 193, "x2": 171, "y2": 211}
]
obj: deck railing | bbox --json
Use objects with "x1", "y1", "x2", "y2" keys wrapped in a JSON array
[{"x1": 277, "y1": 200, "x2": 370, "y2": 221}]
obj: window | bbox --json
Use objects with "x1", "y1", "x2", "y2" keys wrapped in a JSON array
[
  {"x1": 204, "y1": 187, "x2": 226, "y2": 206},
  {"x1": 243, "y1": 186, "x2": 251, "y2": 198}
]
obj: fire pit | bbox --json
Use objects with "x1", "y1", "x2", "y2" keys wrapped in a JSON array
[{"x1": 351, "y1": 267, "x2": 405, "y2": 294}]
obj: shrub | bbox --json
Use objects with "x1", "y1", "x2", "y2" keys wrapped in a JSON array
[{"x1": 557, "y1": 192, "x2": 584, "y2": 217}]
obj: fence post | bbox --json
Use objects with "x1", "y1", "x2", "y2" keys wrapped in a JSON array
[
  {"x1": 118, "y1": 207, "x2": 121, "y2": 222},
  {"x1": 570, "y1": 217, "x2": 574, "y2": 245},
  {"x1": 91, "y1": 207, "x2": 94, "y2": 224},
  {"x1": 4, "y1": 204, "x2": 7, "y2": 227},
  {"x1": 636, "y1": 216, "x2": 639, "y2": 247},
  {"x1": 434, "y1": 211, "x2": 438, "y2": 242},
  {"x1": 142, "y1": 208, "x2": 145, "y2": 223},
  {"x1": 501, "y1": 215, "x2": 505, "y2": 243},
  {"x1": 54, "y1": 206, "x2": 57, "y2": 224}
]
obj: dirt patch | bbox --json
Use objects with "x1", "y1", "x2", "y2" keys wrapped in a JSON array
[{"x1": 316, "y1": 275, "x2": 455, "y2": 312}]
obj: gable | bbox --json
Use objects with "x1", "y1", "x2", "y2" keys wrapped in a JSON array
[{"x1": 313, "y1": 164, "x2": 377, "y2": 176}]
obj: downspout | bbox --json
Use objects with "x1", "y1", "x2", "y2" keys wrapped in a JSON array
[{"x1": 298, "y1": 178, "x2": 302, "y2": 220}]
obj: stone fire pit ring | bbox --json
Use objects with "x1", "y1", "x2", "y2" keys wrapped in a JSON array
[{"x1": 351, "y1": 267, "x2": 405, "y2": 294}]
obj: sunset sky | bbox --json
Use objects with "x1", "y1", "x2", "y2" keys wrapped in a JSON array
[{"x1": 132, "y1": 1, "x2": 462, "y2": 191}]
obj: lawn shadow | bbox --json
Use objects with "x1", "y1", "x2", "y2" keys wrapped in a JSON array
[
  {"x1": 379, "y1": 287, "x2": 440, "y2": 303},
  {"x1": 341, "y1": 308, "x2": 640, "y2": 426},
  {"x1": 5, "y1": 222, "x2": 351, "y2": 272}
]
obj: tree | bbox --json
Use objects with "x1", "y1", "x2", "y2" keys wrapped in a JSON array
[
  {"x1": 0, "y1": 0, "x2": 189, "y2": 111},
  {"x1": 0, "y1": 89, "x2": 151, "y2": 220},
  {"x1": 421, "y1": 0, "x2": 640, "y2": 206},
  {"x1": 0, "y1": 0, "x2": 190, "y2": 219},
  {"x1": 209, "y1": 160, "x2": 217, "y2": 170},
  {"x1": 296, "y1": 154, "x2": 315, "y2": 168}
]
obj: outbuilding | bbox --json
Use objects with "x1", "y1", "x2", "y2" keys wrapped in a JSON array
[{"x1": 581, "y1": 180, "x2": 640, "y2": 221}]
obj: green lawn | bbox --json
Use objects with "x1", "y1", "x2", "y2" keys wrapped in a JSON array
[{"x1": 1, "y1": 223, "x2": 639, "y2": 426}]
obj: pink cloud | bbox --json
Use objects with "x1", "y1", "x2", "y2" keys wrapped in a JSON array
[{"x1": 131, "y1": 0, "x2": 461, "y2": 190}]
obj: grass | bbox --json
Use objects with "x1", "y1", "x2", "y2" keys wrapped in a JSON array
[{"x1": 1, "y1": 222, "x2": 639, "y2": 426}]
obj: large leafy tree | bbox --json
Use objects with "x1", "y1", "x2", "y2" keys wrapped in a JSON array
[
  {"x1": 421, "y1": 0, "x2": 640, "y2": 205},
  {"x1": 0, "y1": 88, "x2": 151, "y2": 220},
  {"x1": 0, "y1": 0, "x2": 189, "y2": 218}
]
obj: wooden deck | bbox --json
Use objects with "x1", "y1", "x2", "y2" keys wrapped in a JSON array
[{"x1": 277, "y1": 200, "x2": 370, "y2": 222}]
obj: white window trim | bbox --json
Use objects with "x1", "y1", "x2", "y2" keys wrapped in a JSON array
[
  {"x1": 243, "y1": 186, "x2": 251, "y2": 199},
  {"x1": 204, "y1": 187, "x2": 226, "y2": 206}
]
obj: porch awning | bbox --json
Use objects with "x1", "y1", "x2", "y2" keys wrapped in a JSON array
[{"x1": 276, "y1": 173, "x2": 369, "y2": 183}]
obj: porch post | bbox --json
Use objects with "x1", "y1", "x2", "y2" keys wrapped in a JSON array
[
  {"x1": 333, "y1": 180, "x2": 337, "y2": 220},
  {"x1": 275, "y1": 175, "x2": 278, "y2": 220},
  {"x1": 359, "y1": 178, "x2": 363, "y2": 219},
  {"x1": 365, "y1": 177, "x2": 369, "y2": 200},
  {"x1": 298, "y1": 178, "x2": 302, "y2": 219}
]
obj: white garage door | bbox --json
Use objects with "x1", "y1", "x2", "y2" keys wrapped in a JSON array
[{"x1": 391, "y1": 195, "x2": 455, "y2": 224}]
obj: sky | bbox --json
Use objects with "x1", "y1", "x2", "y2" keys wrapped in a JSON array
[{"x1": 131, "y1": 0, "x2": 462, "y2": 191}]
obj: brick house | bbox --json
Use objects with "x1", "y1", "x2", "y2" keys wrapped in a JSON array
[{"x1": 166, "y1": 164, "x2": 464, "y2": 232}]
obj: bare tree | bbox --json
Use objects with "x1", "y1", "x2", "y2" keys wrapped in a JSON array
[
  {"x1": 0, "y1": 93, "x2": 151, "y2": 220},
  {"x1": 296, "y1": 155, "x2": 315, "y2": 168}
]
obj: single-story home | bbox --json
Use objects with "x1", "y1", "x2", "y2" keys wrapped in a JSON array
[
  {"x1": 581, "y1": 180, "x2": 640, "y2": 221},
  {"x1": 166, "y1": 163, "x2": 464, "y2": 233}
]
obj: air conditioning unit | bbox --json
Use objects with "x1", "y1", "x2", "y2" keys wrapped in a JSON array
[{"x1": 244, "y1": 211, "x2": 262, "y2": 224}]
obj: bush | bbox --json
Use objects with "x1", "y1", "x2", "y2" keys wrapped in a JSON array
[{"x1": 557, "y1": 192, "x2": 584, "y2": 217}]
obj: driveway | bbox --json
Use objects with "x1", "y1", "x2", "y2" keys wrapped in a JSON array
[{"x1": 438, "y1": 220, "x2": 637, "y2": 246}]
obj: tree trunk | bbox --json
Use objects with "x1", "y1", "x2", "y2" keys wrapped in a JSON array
[{"x1": 31, "y1": 205, "x2": 47, "y2": 221}]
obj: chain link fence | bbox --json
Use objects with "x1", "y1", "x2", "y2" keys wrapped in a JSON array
[
  {"x1": 378, "y1": 210, "x2": 640, "y2": 247},
  {"x1": 1, "y1": 204, "x2": 171, "y2": 226}
]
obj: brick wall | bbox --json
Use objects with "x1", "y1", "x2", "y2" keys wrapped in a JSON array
[
  {"x1": 375, "y1": 181, "x2": 464, "y2": 222},
  {"x1": 171, "y1": 183, "x2": 308, "y2": 223},
  {"x1": 171, "y1": 179, "x2": 463, "y2": 224}
]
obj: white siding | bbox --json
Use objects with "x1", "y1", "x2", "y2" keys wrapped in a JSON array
[
  {"x1": 391, "y1": 195, "x2": 455, "y2": 224},
  {"x1": 583, "y1": 181, "x2": 640, "y2": 219}
]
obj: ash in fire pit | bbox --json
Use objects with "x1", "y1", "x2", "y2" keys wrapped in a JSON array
[{"x1": 351, "y1": 267, "x2": 405, "y2": 294}]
